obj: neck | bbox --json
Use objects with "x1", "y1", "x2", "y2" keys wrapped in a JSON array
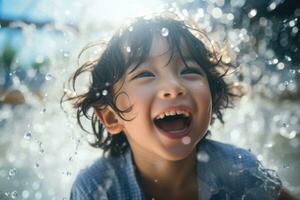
[{"x1": 130, "y1": 147, "x2": 198, "y2": 192}]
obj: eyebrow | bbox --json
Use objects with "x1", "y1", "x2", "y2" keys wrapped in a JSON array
[
  {"x1": 126, "y1": 56, "x2": 205, "y2": 75},
  {"x1": 127, "y1": 62, "x2": 149, "y2": 74},
  {"x1": 181, "y1": 56, "x2": 207, "y2": 75},
  {"x1": 182, "y1": 57, "x2": 197, "y2": 63},
  {"x1": 180, "y1": 56, "x2": 202, "y2": 66}
]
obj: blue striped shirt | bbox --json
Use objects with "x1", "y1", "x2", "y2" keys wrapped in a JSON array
[{"x1": 70, "y1": 139, "x2": 282, "y2": 199}]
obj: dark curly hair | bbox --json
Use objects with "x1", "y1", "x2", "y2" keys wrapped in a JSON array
[{"x1": 61, "y1": 14, "x2": 244, "y2": 157}]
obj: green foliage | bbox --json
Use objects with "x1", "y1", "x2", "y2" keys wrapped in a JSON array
[{"x1": 0, "y1": 42, "x2": 16, "y2": 69}]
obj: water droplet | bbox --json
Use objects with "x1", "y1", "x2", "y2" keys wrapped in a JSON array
[
  {"x1": 285, "y1": 55, "x2": 292, "y2": 62},
  {"x1": 93, "y1": 50, "x2": 99, "y2": 55},
  {"x1": 227, "y1": 13, "x2": 234, "y2": 21},
  {"x1": 35, "y1": 191, "x2": 42, "y2": 199},
  {"x1": 197, "y1": 151, "x2": 210, "y2": 162},
  {"x1": 154, "y1": 179, "x2": 158, "y2": 183},
  {"x1": 248, "y1": 9, "x2": 257, "y2": 18},
  {"x1": 241, "y1": 194, "x2": 246, "y2": 200},
  {"x1": 212, "y1": 7, "x2": 223, "y2": 19},
  {"x1": 182, "y1": 9, "x2": 189, "y2": 17},
  {"x1": 35, "y1": 55, "x2": 44, "y2": 64},
  {"x1": 39, "y1": 149, "x2": 44, "y2": 154},
  {"x1": 161, "y1": 27, "x2": 169, "y2": 37},
  {"x1": 5, "y1": 192, "x2": 9, "y2": 196},
  {"x1": 289, "y1": 20, "x2": 296, "y2": 27},
  {"x1": 257, "y1": 154, "x2": 263, "y2": 161},
  {"x1": 283, "y1": 164, "x2": 290, "y2": 169},
  {"x1": 69, "y1": 156, "x2": 73, "y2": 161},
  {"x1": 45, "y1": 73, "x2": 53, "y2": 81},
  {"x1": 259, "y1": 17, "x2": 268, "y2": 26},
  {"x1": 267, "y1": 2, "x2": 277, "y2": 11},
  {"x1": 11, "y1": 191, "x2": 18, "y2": 199},
  {"x1": 181, "y1": 136, "x2": 191, "y2": 145},
  {"x1": 9, "y1": 168, "x2": 17, "y2": 177},
  {"x1": 238, "y1": 154, "x2": 242, "y2": 159},
  {"x1": 272, "y1": 58, "x2": 279, "y2": 64},
  {"x1": 231, "y1": 0, "x2": 245, "y2": 7},
  {"x1": 63, "y1": 52, "x2": 69, "y2": 57},
  {"x1": 22, "y1": 190, "x2": 30, "y2": 199},
  {"x1": 234, "y1": 47, "x2": 240, "y2": 52},
  {"x1": 276, "y1": 62, "x2": 285, "y2": 70},
  {"x1": 32, "y1": 181, "x2": 40, "y2": 190},
  {"x1": 288, "y1": 130, "x2": 297, "y2": 139},
  {"x1": 24, "y1": 131, "x2": 32, "y2": 140},
  {"x1": 282, "y1": 122, "x2": 289, "y2": 128},
  {"x1": 292, "y1": 27, "x2": 299, "y2": 34},
  {"x1": 222, "y1": 55, "x2": 231, "y2": 63},
  {"x1": 34, "y1": 163, "x2": 39, "y2": 168},
  {"x1": 128, "y1": 26, "x2": 133, "y2": 31},
  {"x1": 102, "y1": 90, "x2": 108, "y2": 96},
  {"x1": 283, "y1": 80, "x2": 289, "y2": 87},
  {"x1": 95, "y1": 92, "x2": 100, "y2": 97},
  {"x1": 126, "y1": 46, "x2": 131, "y2": 53},
  {"x1": 196, "y1": 8, "x2": 205, "y2": 18},
  {"x1": 264, "y1": 143, "x2": 273, "y2": 148},
  {"x1": 105, "y1": 82, "x2": 110, "y2": 86},
  {"x1": 40, "y1": 108, "x2": 46, "y2": 113}
]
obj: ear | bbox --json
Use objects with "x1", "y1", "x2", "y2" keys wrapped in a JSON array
[{"x1": 95, "y1": 107, "x2": 124, "y2": 134}]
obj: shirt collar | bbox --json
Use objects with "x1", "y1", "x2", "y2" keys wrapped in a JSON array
[{"x1": 123, "y1": 139, "x2": 219, "y2": 200}]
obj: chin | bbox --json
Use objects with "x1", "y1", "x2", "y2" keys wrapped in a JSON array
[{"x1": 160, "y1": 144, "x2": 196, "y2": 161}]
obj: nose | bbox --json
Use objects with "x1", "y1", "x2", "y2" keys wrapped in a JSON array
[{"x1": 158, "y1": 79, "x2": 186, "y2": 99}]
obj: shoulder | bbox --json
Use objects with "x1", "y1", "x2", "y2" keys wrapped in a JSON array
[
  {"x1": 200, "y1": 139, "x2": 257, "y2": 166},
  {"x1": 70, "y1": 155, "x2": 127, "y2": 200},
  {"x1": 200, "y1": 138, "x2": 252, "y2": 156},
  {"x1": 198, "y1": 139, "x2": 283, "y2": 199}
]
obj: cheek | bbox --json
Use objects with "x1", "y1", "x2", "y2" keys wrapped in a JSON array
[
  {"x1": 115, "y1": 85, "x2": 153, "y2": 114},
  {"x1": 191, "y1": 81, "x2": 212, "y2": 113},
  {"x1": 127, "y1": 85, "x2": 153, "y2": 104},
  {"x1": 115, "y1": 92, "x2": 132, "y2": 111}
]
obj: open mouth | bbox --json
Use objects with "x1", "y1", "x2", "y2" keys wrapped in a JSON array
[{"x1": 153, "y1": 111, "x2": 192, "y2": 134}]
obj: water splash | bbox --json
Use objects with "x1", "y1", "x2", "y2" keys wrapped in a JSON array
[
  {"x1": 182, "y1": 136, "x2": 191, "y2": 145},
  {"x1": 1, "y1": 0, "x2": 299, "y2": 198},
  {"x1": 197, "y1": 151, "x2": 210, "y2": 163},
  {"x1": 45, "y1": 73, "x2": 54, "y2": 81},
  {"x1": 23, "y1": 131, "x2": 32, "y2": 140},
  {"x1": 10, "y1": 191, "x2": 18, "y2": 199},
  {"x1": 8, "y1": 168, "x2": 17, "y2": 177},
  {"x1": 102, "y1": 89, "x2": 108, "y2": 96},
  {"x1": 161, "y1": 27, "x2": 169, "y2": 37}
]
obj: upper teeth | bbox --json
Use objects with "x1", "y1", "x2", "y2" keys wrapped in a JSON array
[{"x1": 156, "y1": 110, "x2": 190, "y2": 120}]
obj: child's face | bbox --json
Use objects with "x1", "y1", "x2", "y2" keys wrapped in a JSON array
[{"x1": 112, "y1": 35, "x2": 212, "y2": 161}]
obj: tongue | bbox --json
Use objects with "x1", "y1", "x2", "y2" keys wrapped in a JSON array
[{"x1": 156, "y1": 119, "x2": 187, "y2": 132}]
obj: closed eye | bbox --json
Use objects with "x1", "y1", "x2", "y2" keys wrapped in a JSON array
[
  {"x1": 131, "y1": 71, "x2": 155, "y2": 80},
  {"x1": 181, "y1": 67, "x2": 203, "y2": 75}
]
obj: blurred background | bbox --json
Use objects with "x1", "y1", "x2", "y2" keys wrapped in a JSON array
[{"x1": 0, "y1": 0, "x2": 299, "y2": 199}]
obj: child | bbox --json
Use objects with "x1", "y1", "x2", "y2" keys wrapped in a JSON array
[{"x1": 63, "y1": 14, "x2": 295, "y2": 200}]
